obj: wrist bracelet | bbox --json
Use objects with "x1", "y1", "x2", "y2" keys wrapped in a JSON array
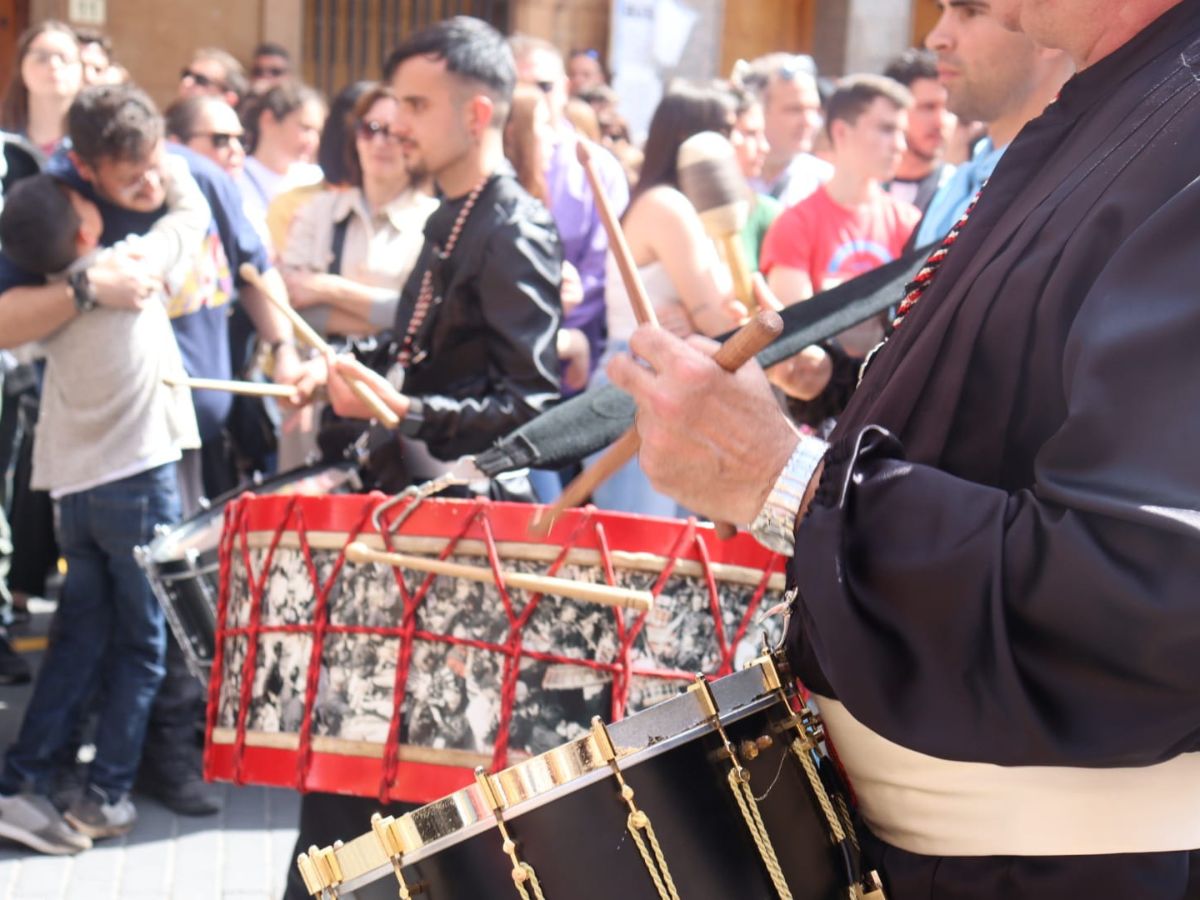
[{"x1": 748, "y1": 434, "x2": 828, "y2": 557}]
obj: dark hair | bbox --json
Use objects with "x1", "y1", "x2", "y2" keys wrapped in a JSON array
[
  {"x1": 240, "y1": 81, "x2": 325, "y2": 153},
  {"x1": 345, "y1": 83, "x2": 398, "y2": 188},
  {"x1": 0, "y1": 174, "x2": 81, "y2": 274},
  {"x1": 883, "y1": 49, "x2": 939, "y2": 89},
  {"x1": 631, "y1": 80, "x2": 736, "y2": 205},
  {"x1": 69, "y1": 84, "x2": 163, "y2": 165},
  {"x1": 253, "y1": 42, "x2": 291, "y2": 62},
  {"x1": 503, "y1": 83, "x2": 550, "y2": 206},
  {"x1": 825, "y1": 74, "x2": 912, "y2": 139},
  {"x1": 164, "y1": 94, "x2": 223, "y2": 141},
  {"x1": 383, "y1": 16, "x2": 515, "y2": 127},
  {"x1": 74, "y1": 27, "x2": 112, "y2": 55},
  {"x1": 1, "y1": 20, "x2": 81, "y2": 133},
  {"x1": 319, "y1": 80, "x2": 374, "y2": 187},
  {"x1": 191, "y1": 47, "x2": 249, "y2": 101}
]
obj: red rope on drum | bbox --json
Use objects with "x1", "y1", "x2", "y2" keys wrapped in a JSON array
[
  {"x1": 692, "y1": 533, "x2": 731, "y2": 677},
  {"x1": 720, "y1": 561, "x2": 777, "y2": 676},
  {"x1": 204, "y1": 494, "x2": 248, "y2": 782},
  {"x1": 592, "y1": 520, "x2": 631, "y2": 722},
  {"x1": 292, "y1": 500, "x2": 378, "y2": 792},
  {"x1": 231, "y1": 495, "x2": 299, "y2": 784}
]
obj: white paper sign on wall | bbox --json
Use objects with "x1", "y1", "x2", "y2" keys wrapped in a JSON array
[{"x1": 69, "y1": 0, "x2": 107, "y2": 26}]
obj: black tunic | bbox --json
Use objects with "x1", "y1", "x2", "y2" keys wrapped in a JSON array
[{"x1": 785, "y1": 1, "x2": 1200, "y2": 894}]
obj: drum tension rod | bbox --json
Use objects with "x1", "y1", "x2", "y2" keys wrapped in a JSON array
[
  {"x1": 297, "y1": 842, "x2": 345, "y2": 900},
  {"x1": 371, "y1": 812, "x2": 418, "y2": 900},
  {"x1": 474, "y1": 767, "x2": 548, "y2": 900},
  {"x1": 591, "y1": 717, "x2": 682, "y2": 900}
]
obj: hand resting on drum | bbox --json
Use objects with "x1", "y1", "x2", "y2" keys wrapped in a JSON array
[
  {"x1": 323, "y1": 353, "x2": 411, "y2": 422},
  {"x1": 607, "y1": 325, "x2": 820, "y2": 526}
]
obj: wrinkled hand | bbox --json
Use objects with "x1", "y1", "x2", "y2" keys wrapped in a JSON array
[
  {"x1": 89, "y1": 256, "x2": 162, "y2": 310},
  {"x1": 560, "y1": 261, "x2": 584, "y2": 316},
  {"x1": 558, "y1": 327, "x2": 591, "y2": 392},
  {"x1": 282, "y1": 271, "x2": 339, "y2": 310},
  {"x1": 607, "y1": 326, "x2": 799, "y2": 525},
  {"x1": 325, "y1": 354, "x2": 410, "y2": 422},
  {"x1": 766, "y1": 345, "x2": 833, "y2": 401}
]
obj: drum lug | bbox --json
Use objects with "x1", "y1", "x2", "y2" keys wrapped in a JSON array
[
  {"x1": 371, "y1": 813, "x2": 417, "y2": 900},
  {"x1": 474, "y1": 767, "x2": 548, "y2": 900},
  {"x1": 296, "y1": 842, "x2": 344, "y2": 899},
  {"x1": 738, "y1": 735, "x2": 774, "y2": 762}
]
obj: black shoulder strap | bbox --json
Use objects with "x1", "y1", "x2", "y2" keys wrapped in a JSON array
[{"x1": 327, "y1": 215, "x2": 350, "y2": 276}]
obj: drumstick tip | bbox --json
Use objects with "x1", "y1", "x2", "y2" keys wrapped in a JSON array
[{"x1": 575, "y1": 139, "x2": 593, "y2": 167}]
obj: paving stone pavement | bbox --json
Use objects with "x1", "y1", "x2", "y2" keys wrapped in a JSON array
[{"x1": 1, "y1": 599, "x2": 302, "y2": 899}]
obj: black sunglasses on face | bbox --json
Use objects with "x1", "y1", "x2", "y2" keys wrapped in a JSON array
[
  {"x1": 535, "y1": 80, "x2": 556, "y2": 94},
  {"x1": 192, "y1": 131, "x2": 242, "y2": 149},
  {"x1": 356, "y1": 120, "x2": 403, "y2": 144},
  {"x1": 181, "y1": 68, "x2": 227, "y2": 91},
  {"x1": 253, "y1": 64, "x2": 288, "y2": 79}
]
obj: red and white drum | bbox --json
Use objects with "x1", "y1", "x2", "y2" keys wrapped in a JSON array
[{"x1": 203, "y1": 493, "x2": 789, "y2": 804}]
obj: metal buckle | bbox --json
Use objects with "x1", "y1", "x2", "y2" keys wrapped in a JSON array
[{"x1": 369, "y1": 455, "x2": 485, "y2": 534}]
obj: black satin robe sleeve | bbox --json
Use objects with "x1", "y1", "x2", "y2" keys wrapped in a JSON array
[
  {"x1": 786, "y1": 174, "x2": 1200, "y2": 770},
  {"x1": 412, "y1": 211, "x2": 563, "y2": 460}
]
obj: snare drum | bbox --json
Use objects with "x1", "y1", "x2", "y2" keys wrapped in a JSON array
[
  {"x1": 296, "y1": 657, "x2": 875, "y2": 900},
  {"x1": 204, "y1": 494, "x2": 791, "y2": 805},
  {"x1": 135, "y1": 463, "x2": 361, "y2": 682}
]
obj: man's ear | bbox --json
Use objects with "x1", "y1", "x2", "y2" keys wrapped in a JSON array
[
  {"x1": 466, "y1": 93, "x2": 496, "y2": 137},
  {"x1": 68, "y1": 149, "x2": 97, "y2": 185},
  {"x1": 828, "y1": 118, "x2": 847, "y2": 150}
]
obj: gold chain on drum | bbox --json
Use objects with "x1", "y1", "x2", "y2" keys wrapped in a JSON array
[
  {"x1": 591, "y1": 717, "x2": 682, "y2": 900},
  {"x1": 475, "y1": 767, "x2": 549, "y2": 900}
]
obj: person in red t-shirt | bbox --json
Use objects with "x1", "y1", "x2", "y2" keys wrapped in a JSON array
[{"x1": 760, "y1": 74, "x2": 920, "y2": 424}]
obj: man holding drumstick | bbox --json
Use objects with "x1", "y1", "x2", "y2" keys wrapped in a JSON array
[
  {"x1": 283, "y1": 18, "x2": 562, "y2": 898},
  {"x1": 608, "y1": 0, "x2": 1200, "y2": 896}
]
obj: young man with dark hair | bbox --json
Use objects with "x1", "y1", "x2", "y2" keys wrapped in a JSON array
[
  {"x1": 883, "y1": 48, "x2": 955, "y2": 214},
  {"x1": 0, "y1": 84, "x2": 302, "y2": 820},
  {"x1": 282, "y1": 17, "x2": 562, "y2": 898},
  {"x1": 250, "y1": 41, "x2": 291, "y2": 92},
  {"x1": 0, "y1": 158, "x2": 207, "y2": 850}
]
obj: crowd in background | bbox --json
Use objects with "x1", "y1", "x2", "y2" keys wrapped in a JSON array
[{"x1": 0, "y1": 6, "x2": 1074, "y2": 861}]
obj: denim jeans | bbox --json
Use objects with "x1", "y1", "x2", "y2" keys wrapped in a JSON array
[{"x1": 0, "y1": 463, "x2": 178, "y2": 799}]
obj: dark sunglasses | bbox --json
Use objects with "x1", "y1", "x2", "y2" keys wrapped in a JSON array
[
  {"x1": 192, "y1": 131, "x2": 242, "y2": 150},
  {"x1": 534, "y1": 80, "x2": 556, "y2": 94},
  {"x1": 180, "y1": 68, "x2": 227, "y2": 91},
  {"x1": 356, "y1": 120, "x2": 403, "y2": 144},
  {"x1": 252, "y1": 64, "x2": 288, "y2": 79}
]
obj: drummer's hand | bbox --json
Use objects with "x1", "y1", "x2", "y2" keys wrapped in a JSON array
[
  {"x1": 325, "y1": 354, "x2": 411, "y2": 421},
  {"x1": 281, "y1": 356, "x2": 327, "y2": 409},
  {"x1": 766, "y1": 345, "x2": 833, "y2": 401},
  {"x1": 268, "y1": 342, "x2": 308, "y2": 407},
  {"x1": 607, "y1": 325, "x2": 801, "y2": 526}
]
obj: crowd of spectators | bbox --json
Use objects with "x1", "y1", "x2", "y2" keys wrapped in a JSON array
[{"x1": 0, "y1": 7, "x2": 1073, "y2": 866}]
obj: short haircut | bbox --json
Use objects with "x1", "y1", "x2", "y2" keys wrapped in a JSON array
[
  {"x1": 254, "y1": 42, "x2": 291, "y2": 62},
  {"x1": 164, "y1": 94, "x2": 224, "y2": 141},
  {"x1": 240, "y1": 81, "x2": 325, "y2": 152},
  {"x1": 383, "y1": 16, "x2": 515, "y2": 127},
  {"x1": 192, "y1": 47, "x2": 249, "y2": 100},
  {"x1": 0, "y1": 174, "x2": 81, "y2": 274},
  {"x1": 69, "y1": 84, "x2": 163, "y2": 166},
  {"x1": 508, "y1": 33, "x2": 563, "y2": 69},
  {"x1": 883, "y1": 49, "x2": 939, "y2": 89},
  {"x1": 825, "y1": 74, "x2": 912, "y2": 136},
  {"x1": 74, "y1": 27, "x2": 112, "y2": 55},
  {"x1": 742, "y1": 52, "x2": 818, "y2": 106}
]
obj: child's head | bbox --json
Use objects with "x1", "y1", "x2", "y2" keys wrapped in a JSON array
[{"x1": 0, "y1": 173, "x2": 102, "y2": 274}]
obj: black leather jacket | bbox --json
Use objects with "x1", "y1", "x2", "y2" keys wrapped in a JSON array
[{"x1": 390, "y1": 169, "x2": 562, "y2": 461}]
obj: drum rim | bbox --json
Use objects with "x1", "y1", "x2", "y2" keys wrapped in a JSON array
[{"x1": 335, "y1": 661, "x2": 782, "y2": 893}]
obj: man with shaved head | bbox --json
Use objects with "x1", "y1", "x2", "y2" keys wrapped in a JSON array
[{"x1": 609, "y1": 0, "x2": 1200, "y2": 895}]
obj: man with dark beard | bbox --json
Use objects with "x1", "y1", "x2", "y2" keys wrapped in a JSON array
[{"x1": 611, "y1": 0, "x2": 1200, "y2": 895}]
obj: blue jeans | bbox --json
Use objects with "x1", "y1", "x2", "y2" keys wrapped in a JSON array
[{"x1": 1, "y1": 463, "x2": 178, "y2": 799}]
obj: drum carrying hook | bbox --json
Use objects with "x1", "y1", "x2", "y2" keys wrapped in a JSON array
[{"x1": 369, "y1": 456, "x2": 488, "y2": 535}]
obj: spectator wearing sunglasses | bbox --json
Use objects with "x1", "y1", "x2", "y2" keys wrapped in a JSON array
[
  {"x1": 739, "y1": 52, "x2": 831, "y2": 209},
  {"x1": 165, "y1": 95, "x2": 246, "y2": 179},
  {"x1": 178, "y1": 47, "x2": 247, "y2": 110},
  {"x1": 250, "y1": 42, "x2": 292, "y2": 93}
]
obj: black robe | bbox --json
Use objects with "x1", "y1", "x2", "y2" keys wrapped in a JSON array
[{"x1": 785, "y1": 2, "x2": 1200, "y2": 894}]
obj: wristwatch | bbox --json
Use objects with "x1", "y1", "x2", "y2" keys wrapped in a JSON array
[
  {"x1": 748, "y1": 434, "x2": 828, "y2": 556},
  {"x1": 68, "y1": 269, "x2": 97, "y2": 313}
]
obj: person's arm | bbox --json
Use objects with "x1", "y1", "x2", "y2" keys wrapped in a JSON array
[
  {"x1": 766, "y1": 265, "x2": 814, "y2": 305},
  {"x1": 629, "y1": 186, "x2": 739, "y2": 338},
  {"x1": 563, "y1": 142, "x2": 629, "y2": 334}
]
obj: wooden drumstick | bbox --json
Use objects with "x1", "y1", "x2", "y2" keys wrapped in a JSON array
[
  {"x1": 533, "y1": 311, "x2": 784, "y2": 538},
  {"x1": 237, "y1": 263, "x2": 401, "y2": 428},
  {"x1": 576, "y1": 140, "x2": 658, "y2": 329},
  {"x1": 164, "y1": 376, "x2": 300, "y2": 401},
  {"x1": 343, "y1": 541, "x2": 653, "y2": 612}
]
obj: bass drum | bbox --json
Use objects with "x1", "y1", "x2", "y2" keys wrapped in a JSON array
[{"x1": 135, "y1": 463, "x2": 362, "y2": 684}]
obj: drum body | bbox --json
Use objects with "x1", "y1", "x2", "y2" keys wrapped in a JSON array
[
  {"x1": 205, "y1": 494, "x2": 790, "y2": 804},
  {"x1": 135, "y1": 463, "x2": 361, "y2": 682},
  {"x1": 308, "y1": 661, "x2": 852, "y2": 900}
]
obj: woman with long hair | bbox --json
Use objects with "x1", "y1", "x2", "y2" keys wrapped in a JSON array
[
  {"x1": 590, "y1": 81, "x2": 743, "y2": 516},
  {"x1": 1, "y1": 20, "x2": 82, "y2": 155}
]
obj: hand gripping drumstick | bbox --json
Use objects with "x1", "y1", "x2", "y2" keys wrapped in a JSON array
[
  {"x1": 344, "y1": 541, "x2": 653, "y2": 612},
  {"x1": 237, "y1": 263, "x2": 401, "y2": 428},
  {"x1": 534, "y1": 310, "x2": 784, "y2": 538},
  {"x1": 164, "y1": 375, "x2": 300, "y2": 401}
]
